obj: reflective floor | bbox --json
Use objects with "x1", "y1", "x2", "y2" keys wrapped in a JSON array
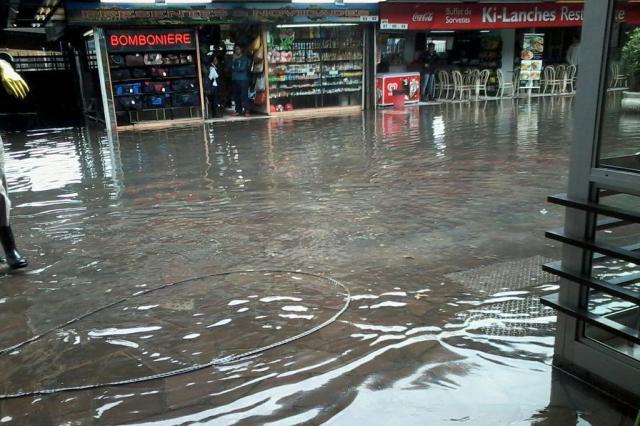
[{"x1": 0, "y1": 97, "x2": 636, "y2": 425}]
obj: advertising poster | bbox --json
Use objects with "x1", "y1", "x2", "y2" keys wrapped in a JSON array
[{"x1": 520, "y1": 33, "x2": 544, "y2": 90}]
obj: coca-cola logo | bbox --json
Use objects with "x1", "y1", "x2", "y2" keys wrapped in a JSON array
[{"x1": 412, "y1": 12, "x2": 434, "y2": 22}]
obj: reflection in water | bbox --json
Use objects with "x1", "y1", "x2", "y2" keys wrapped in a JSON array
[
  {"x1": 0, "y1": 98, "x2": 635, "y2": 424},
  {"x1": 601, "y1": 91, "x2": 640, "y2": 166},
  {"x1": 432, "y1": 115, "x2": 446, "y2": 158}
]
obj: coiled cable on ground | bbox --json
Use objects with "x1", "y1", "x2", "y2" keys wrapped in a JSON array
[{"x1": 0, "y1": 269, "x2": 351, "y2": 400}]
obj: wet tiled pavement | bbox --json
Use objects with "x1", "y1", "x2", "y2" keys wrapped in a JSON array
[{"x1": 0, "y1": 97, "x2": 637, "y2": 424}]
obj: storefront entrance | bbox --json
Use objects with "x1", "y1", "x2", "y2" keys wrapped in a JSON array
[
  {"x1": 377, "y1": 2, "x2": 640, "y2": 101},
  {"x1": 199, "y1": 24, "x2": 267, "y2": 119}
]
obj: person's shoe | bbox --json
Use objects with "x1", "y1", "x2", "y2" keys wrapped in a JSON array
[
  {"x1": 0, "y1": 226, "x2": 28, "y2": 270},
  {"x1": 231, "y1": 112, "x2": 240, "y2": 117},
  {"x1": 244, "y1": 112, "x2": 251, "y2": 117}
]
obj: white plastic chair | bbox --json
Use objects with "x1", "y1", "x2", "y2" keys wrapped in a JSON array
[
  {"x1": 565, "y1": 65, "x2": 577, "y2": 93},
  {"x1": 610, "y1": 63, "x2": 629, "y2": 88},
  {"x1": 452, "y1": 70, "x2": 473, "y2": 101},
  {"x1": 554, "y1": 65, "x2": 567, "y2": 93},
  {"x1": 477, "y1": 69, "x2": 491, "y2": 98},
  {"x1": 497, "y1": 69, "x2": 515, "y2": 98},
  {"x1": 436, "y1": 70, "x2": 454, "y2": 100},
  {"x1": 542, "y1": 66, "x2": 556, "y2": 94}
]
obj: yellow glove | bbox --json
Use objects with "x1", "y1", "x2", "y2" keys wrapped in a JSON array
[
  {"x1": 250, "y1": 36, "x2": 261, "y2": 54},
  {"x1": 0, "y1": 59, "x2": 29, "y2": 99}
]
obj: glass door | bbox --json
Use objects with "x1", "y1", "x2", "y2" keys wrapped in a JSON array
[
  {"x1": 584, "y1": 0, "x2": 640, "y2": 363},
  {"x1": 541, "y1": 0, "x2": 640, "y2": 402}
]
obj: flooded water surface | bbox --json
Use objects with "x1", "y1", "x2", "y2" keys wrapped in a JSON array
[{"x1": 0, "y1": 98, "x2": 636, "y2": 424}]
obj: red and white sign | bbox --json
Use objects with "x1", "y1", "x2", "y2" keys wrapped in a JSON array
[
  {"x1": 109, "y1": 33, "x2": 192, "y2": 48},
  {"x1": 376, "y1": 72, "x2": 421, "y2": 106},
  {"x1": 380, "y1": 3, "x2": 640, "y2": 31}
]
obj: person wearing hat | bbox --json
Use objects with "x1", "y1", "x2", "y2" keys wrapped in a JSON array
[{"x1": 0, "y1": 53, "x2": 29, "y2": 269}]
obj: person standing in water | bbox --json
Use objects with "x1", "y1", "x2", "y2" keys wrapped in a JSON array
[
  {"x1": 420, "y1": 42, "x2": 439, "y2": 102},
  {"x1": 207, "y1": 55, "x2": 222, "y2": 118},
  {"x1": 0, "y1": 54, "x2": 29, "y2": 269},
  {"x1": 230, "y1": 45, "x2": 251, "y2": 117}
]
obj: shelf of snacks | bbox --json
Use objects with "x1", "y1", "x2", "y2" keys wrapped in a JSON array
[
  {"x1": 112, "y1": 75, "x2": 197, "y2": 83},
  {"x1": 267, "y1": 25, "x2": 364, "y2": 112},
  {"x1": 323, "y1": 87, "x2": 362, "y2": 95},
  {"x1": 322, "y1": 81, "x2": 362, "y2": 87},
  {"x1": 269, "y1": 76, "x2": 321, "y2": 82},
  {"x1": 478, "y1": 36, "x2": 503, "y2": 70}
]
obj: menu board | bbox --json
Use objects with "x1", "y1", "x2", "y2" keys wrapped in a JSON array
[{"x1": 520, "y1": 33, "x2": 544, "y2": 90}]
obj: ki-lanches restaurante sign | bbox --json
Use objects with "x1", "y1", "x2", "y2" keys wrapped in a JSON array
[
  {"x1": 479, "y1": 5, "x2": 587, "y2": 25},
  {"x1": 381, "y1": 3, "x2": 636, "y2": 30}
]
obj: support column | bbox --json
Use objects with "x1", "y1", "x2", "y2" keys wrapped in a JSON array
[
  {"x1": 94, "y1": 28, "x2": 116, "y2": 131},
  {"x1": 500, "y1": 29, "x2": 516, "y2": 83},
  {"x1": 363, "y1": 24, "x2": 377, "y2": 111}
]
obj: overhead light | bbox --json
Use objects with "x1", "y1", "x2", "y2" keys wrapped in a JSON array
[
  {"x1": 480, "y1": 30, "x2": 491, "y2": 33},
  {"x1": 276, "y1": 23, "x2": 357, "y2": 28},
  {"x1": 292, "y1": 0, "x2": 385, "y2": 2},
  {"x1": 100, "y1": 0, "x2": 155, "y2": 3},
  {"x1": 83, "y1": 29, "x2": 94, "y2": 37},
  {"x1": 101, "y1": 0, "x2": 211, "y2": 2}
]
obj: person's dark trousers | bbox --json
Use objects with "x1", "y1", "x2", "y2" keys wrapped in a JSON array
[
  {"x1": 208, "y1": 86, "x2": 220, "y2": 117},
  {"x1": 421, "y1": 73, "x2": 436, "y2": 100},
  {"x1": 232, "y1": 79, "x2": 250, "y2": 113}
]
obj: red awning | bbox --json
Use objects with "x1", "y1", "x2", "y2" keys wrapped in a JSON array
[{"x1": 380, "y1": 2, "x2": 640, "y2": 31}]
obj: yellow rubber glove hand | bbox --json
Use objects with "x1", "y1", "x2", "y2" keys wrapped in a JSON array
[{"x1": 0, "y1": 59, "x2": 29, "y2": 99}]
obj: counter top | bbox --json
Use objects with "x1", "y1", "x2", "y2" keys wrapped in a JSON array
[{"x1": 377, "y1": 72, "x2": 421, "y2": 77}]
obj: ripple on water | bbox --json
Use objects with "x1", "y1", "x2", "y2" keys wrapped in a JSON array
[{"x1": 0, "y1": 272, "x2": 345, "y2": 396}]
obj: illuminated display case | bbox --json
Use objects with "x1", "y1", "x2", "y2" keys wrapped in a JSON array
[
  {"x1": 266, "y1": 25, "x2": 363, "y2": 112},
  {"x1": 105, "y1": 28, "x2": 204, "y2": 126}
]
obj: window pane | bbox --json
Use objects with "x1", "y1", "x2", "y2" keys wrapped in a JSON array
[{"x1": 597, "y1": 1, "x2": 640, "y2": 172}]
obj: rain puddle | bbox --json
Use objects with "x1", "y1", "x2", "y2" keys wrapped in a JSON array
[{"x1": 0, "y1": 98, "x2": 635, "y2": 424}]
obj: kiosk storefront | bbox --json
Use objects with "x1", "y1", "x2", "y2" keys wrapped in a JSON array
[{"x1": 64, "y1": 1, "x2": 378, "y2": 131}]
